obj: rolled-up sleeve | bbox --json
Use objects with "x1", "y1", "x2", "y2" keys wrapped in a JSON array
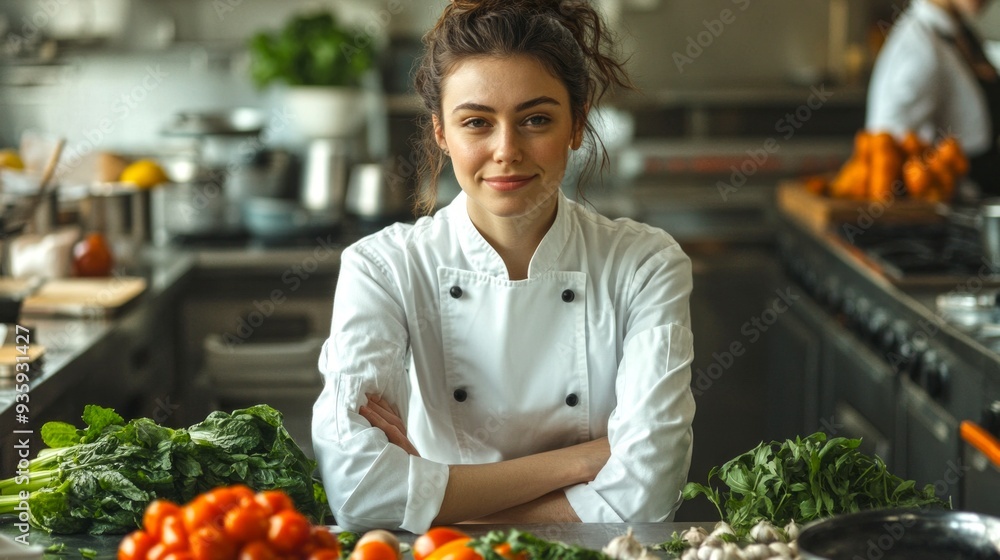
[
  {"x1": 565, "y1": 242, "x2": 695, "y2": 522},
  {"x1": 312, "y1": 245, "x2": 449, "y2": 532}
]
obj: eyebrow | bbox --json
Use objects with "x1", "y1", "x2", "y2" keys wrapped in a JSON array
[{"x1": 451, "y1": 96, "x2": 561, "y2": 114}]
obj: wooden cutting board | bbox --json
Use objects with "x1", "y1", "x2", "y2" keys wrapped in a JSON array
[
  {"x1": 777, "y1": 180, "x2": 945, "y2": 233},
  {"x1": 21, "y1": 277, "x2": 147, "y2": 317}
]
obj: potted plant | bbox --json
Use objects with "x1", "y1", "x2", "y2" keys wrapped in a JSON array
[{"x1": 248, "y1": 12, "x2": 376, "y2": 138}]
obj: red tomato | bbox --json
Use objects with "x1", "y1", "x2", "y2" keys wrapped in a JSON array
[
  {"x1": 267, "y1": 510, "x2": 310, "y2": 553},
  {"x1": 308, "y1": 549, "x2": 341, "y2": 560},
  {"x1": 422, "y1": 538, "x2": 480, "y2": 560},
  {"x1": 118, "y1": 530, "x2": 156, "y2": 560},
  {"x1": 413, "y1": 528, "x2": 470, "y2": 560},
  {"x1": 161, "y1": 515, "x2": 189, "y2": 551},
  {"x1": 143, "y1": 500, "x2": 181, "y2": 539},
  {"x1": 309, "y1": 526, "x2": 340, "y2": 552},
  {"x1": 254, "y1": 491, "x2": 293, "y2": 516},
  {"x1": 162, "y1": 553, "x2": 195, "y2": 560},
  {"x1": 189, "y1": 525, "x2": 238, "y2": 560},
  {"x1": 239, "y1": 541, "x2": 278, "y2": 560},
  {"x1": 224, "y1": 501, "x2": 270, "y2": 543},
  {"x1": 350, "y1": 541, "x2": 400, "y2": 560},
  {"x1": 183, "y1": 497, "x2": 225, "y2": 533}
]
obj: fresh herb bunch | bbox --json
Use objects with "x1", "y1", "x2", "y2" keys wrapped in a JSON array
[
  {"x1": 683, "y1": 432, "x2": 950, "y2": 535},
  {"x1": 248, "y1": 12, "x2": 375, "y2": 88},
  {"x1": 469, "y1": 529, "x2": 610, "y2": 560},
  {"x1": 0, "y1": 404, "x2": 328, "y2": 535}
]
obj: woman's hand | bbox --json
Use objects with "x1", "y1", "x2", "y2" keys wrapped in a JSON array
[{"x1": 359, "y1": 393, "x2": 421, "y2": 457}]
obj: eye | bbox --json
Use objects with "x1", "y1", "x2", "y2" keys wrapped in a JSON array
[
  {"x1": 462, "y1": 117, "x2": 490, "y2": 128},
  {"x1": 524, "y1": 115, "x2": 551, "y2": 126}
]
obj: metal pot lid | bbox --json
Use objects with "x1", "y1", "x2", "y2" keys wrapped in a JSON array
[{"x1": 161, "y1": 108, "x2": 265, "y2": 137}]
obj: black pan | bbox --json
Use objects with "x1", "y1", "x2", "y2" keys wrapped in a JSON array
[{"x1": 797, "y1": 508, "x2": 1000, "y2": 560}]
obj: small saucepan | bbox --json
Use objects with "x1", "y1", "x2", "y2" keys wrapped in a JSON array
[{"x1": 797, "y1": 508, "x2": 1000, "y2": 560}]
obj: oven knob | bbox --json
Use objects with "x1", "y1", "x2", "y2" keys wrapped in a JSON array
[
  {"x1": 826, "y1": 282, "x2": 843, "y2": 315},
  {"x1": 907, "y1": 344, "x2": 930, "y2": 382},
  {"x1": 867, "y1": 309, "x2": 890, "y2": 346},
  {"x1": 982, "y1": 401, "x2": 1000, "y2": 439},
  {"x1": 919, "y1": 351, "x2": 950, "y2": 399},
  {"x1": 877, "y1": 319, "x2": 904, "y2": 355},
  {"x1": 802, "y1": 269, "x2": 819, "y2": 297},
  {"x1": 851, "y1": 297, "x2": 871, "y2": 335}
]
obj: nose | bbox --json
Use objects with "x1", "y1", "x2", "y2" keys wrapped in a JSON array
[{"x1": 492, "y1": 124, "x2": 523, "y2": 165}]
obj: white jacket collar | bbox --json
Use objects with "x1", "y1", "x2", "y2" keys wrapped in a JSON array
[{"x1": 439, "y1": 189, "x2": 573, "y2": 279}]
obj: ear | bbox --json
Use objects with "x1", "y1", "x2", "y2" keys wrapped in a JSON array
[{"x1": 432, "y1": 113, "x2": 448, "y2": 152}]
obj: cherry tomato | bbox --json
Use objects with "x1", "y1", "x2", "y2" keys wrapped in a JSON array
[
  {"x1": 224, "y1": 501, "x2": 271, "y2": 543},
  {"x1": 413, "y1": 528, "x2": 470, "y2": 560},
  {"x1": 189, "y1": 524, "x2": 238, "y2": 560},
  {"x1": 147, "y1": 543, "x2": 172, "y2": 560},
  {"x1": 308, "y1": 549, "x2": 341, "y2": 560},
  {"x1": 267, "y1": 510, "x2": 311, "y2": 553},
  {"x1": 118, "y1": 530, "x2": 156, "y2": 560},
  {"x1": 162, "y1": 553, "x2": 195, "y2": 560},
  {"x1": 206, "y1": 485, "x2": 254, "y2": 513},
  {"x1": 350, "y1": 541, "x2": 400, "y2": 560},
  {"x1": 422, "y1": 538, "x2": 480, "y2": 560},
  {"x1": 255, "y1": 491, "x2": 294, "y2": 516},
  {"x1": 239, "y1": 541, "x2": 278, "y2": 560},
  {"x1": 309, "y1": 526, "x2": 340, "y2": 552},
  {"x1": 183, "y1": 497, "x2": 225, "y2": 533},
  {"x1": 161, "y1": 515, "x2": 189, "y2": 551},
  {"x1": 143, "y1": 500, "x2": 181, "y2": 539}
]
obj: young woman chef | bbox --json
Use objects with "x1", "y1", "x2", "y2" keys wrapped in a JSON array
[
  {"x1": 312, "y1": 0, "x2": 695, "y2": 533},
  {"x1": 866, "y1": 0, "x2": 1000, "y2": 195}
]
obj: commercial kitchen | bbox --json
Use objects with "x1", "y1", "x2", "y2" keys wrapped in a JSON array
[{"x1": 1, "y1": 0, "x2": 1000, "y2": 557}]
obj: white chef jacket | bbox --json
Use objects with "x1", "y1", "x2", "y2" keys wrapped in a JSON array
[
  {"x1": 312, "y1": 189, "x2": 695, "y2": 533},
  {"x1": 866, "y1": 0, "x2": 993, "y2": 155}
]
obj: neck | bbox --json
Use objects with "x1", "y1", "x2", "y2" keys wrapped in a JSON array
[{"x1": 467, "y1": 196, "x2": 558, "y2": 281}]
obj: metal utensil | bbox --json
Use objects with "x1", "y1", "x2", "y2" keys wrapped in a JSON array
[{"x1": 797, "y1": 508, "x2": 1000, "y2": 559}]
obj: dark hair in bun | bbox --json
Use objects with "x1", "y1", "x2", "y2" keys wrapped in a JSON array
[{"x1": 411, "y1": 0, "x2": 633, "y2": 215}]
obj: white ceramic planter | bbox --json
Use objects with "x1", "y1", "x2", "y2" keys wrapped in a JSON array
[{"x1": 285, "y1": 87, "x2": 367, "y2": 139}]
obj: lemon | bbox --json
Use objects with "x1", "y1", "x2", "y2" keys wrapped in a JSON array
[
  {"x1": 0, "y1": 149, "x2": 24, "y2": 170},
  {"x1": 119, "y1": 159, "x2": 169, "y2": 189}
]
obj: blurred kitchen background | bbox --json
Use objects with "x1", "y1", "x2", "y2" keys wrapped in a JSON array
[{"x1": 3, "y1": 0, "x2": 1000, "y2": 520}]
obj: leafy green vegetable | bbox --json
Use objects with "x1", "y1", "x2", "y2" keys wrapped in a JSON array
[
  {"x1": 682, "y1": 432, "x2": 950, "y2": 535},
  {"x1": 337, "y1": 531, "x2": 360, "y2": 559},
  {"x1": 78, "y1": 548, "x2": 97, "y2": 559},
  {"x1": 469, "y1": 529, "x2": 609, "y2": 560},
  {"x1": 652, "y1": 532, "x2": 690, "y2": 555},
  {"x1": 248, "y1": 12, "x2": 375, "y2": 88},
  {"x1": 0, "y1": 404, "x2": 329, "y2": 535}
]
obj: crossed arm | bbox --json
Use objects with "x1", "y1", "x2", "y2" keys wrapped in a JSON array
[{"x1": 359, "y1": 394, "x2": 611, "y2": 524}]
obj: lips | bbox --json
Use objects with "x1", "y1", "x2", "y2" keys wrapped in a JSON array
[{"x1": 483, "y1": 174, "x2": 536, "y2": 192}]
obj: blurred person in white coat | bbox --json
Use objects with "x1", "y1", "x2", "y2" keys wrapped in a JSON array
[{"x1": 867, "y1": 0, "x2": 1000, "y2": 195}]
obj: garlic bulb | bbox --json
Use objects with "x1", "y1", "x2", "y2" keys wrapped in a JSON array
[
  {"x1": 768, "y1": 542, "x2": 793, "y2": 558},
  {"x1": 749, "y1": 521, "x2": 783, "y2": 544},
  {"x1": 681, "y1": 549, "x2": 699, "y2": 560},
  {"x1": 697, "y1": 546, "x2": 716, "y2": 560},
  {"x1": 741, "y1": 543, "x2": 772, "y2": 560},
  {"x1": 701, "y1": 535, "x2": 725, "y2": 549},
  {"x1": 783, "y1": 520, "x2": 800, "y2": 541},
  {"x1": 722, "y1": 543, "x2": 746, "y2": 560},
  {"x1": 603, "y1": 528, "x2": 644, "y2": 560},
  {"x1": 711, "y1": 521, "x2": 736, "y2": 538},
  {"x1": 682, "y1": 526, "x2": 710, "y2": 547}
]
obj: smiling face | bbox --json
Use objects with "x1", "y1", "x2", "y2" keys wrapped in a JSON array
[{"x1": 433, "y1": 55, "x2": 583, "y2": 231}]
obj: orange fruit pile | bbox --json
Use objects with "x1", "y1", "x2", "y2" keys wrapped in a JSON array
[{"x1": 808, "y1": 130, "x2": 967, "y2": 203}]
